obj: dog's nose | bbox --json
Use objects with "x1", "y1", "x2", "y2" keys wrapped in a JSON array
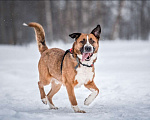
[{"x1": 85, "y1": 46, "x2": 92, "y2": 52}]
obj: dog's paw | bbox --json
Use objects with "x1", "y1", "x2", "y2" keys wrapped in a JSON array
[
  {"x1": 49, "y1": 105, "x2": 58, "y2": 110},
  {"x1": 72, "y1": 105, "x2": 86, "y2": 113},
  {"x1": 84, "y1": 97, "x2": 91, "y2": 106},
  {"x1": 84, "y1": 90, "x2": 98, "y2": 106},
  {"x1": 41, "y1": 97, "x2": 47, "y2": 105},
  {"x1": 75, "y1": 110, "x2": 86, "y2": 113},
  {"x1": 47, "y1": 100, "x2": 58, "y2": 110}
]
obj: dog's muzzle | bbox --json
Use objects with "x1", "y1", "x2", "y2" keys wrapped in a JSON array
[
  {"x1": 81, "y1": 45, "x2": 94, "y2": 61},
  {"x1": 84, "y1": 45, "x2": 93, "y2": 53}
]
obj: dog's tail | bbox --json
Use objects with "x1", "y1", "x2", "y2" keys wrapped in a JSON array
[{"x1": 23, "y1": 22, "x2": 48, "y2": 54}]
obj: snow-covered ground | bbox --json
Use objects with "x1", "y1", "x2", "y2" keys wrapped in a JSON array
[{"x1": 0, "y1": 41, "x2": 150, "y2": 120}]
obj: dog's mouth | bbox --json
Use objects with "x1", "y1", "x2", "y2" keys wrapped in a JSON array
[{"x1": 82, "y1": 53, "x2": 93, "y2": 61}]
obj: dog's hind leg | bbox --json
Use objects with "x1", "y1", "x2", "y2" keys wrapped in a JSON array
[
  {"x1": 38, "y1": 61, "x2": 52, "y2": 105},
  {"x1": 47, "y1": 79, "x2": 62, "y2": 109},
  {"x1": 84, "y1": 81, "x2": 99, "y2": 106},
  {"x1": 38, "y1": 80, "x2": 48, "y2": 105},
  {"x1": 38, "y1": 74, "x2": 52, "y2": 105}
]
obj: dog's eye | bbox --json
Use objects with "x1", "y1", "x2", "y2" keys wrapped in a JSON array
[
  {"x1": 89, "y1": 38, "x2": 95, "y2": 44},
  {"x1": 80, "y1": 39, "x2": 85, "y2": 44}
]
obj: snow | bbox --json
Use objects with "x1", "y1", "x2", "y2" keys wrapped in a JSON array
[{"x1": 0, "y1": 40, "x2": 150, "y2": 120}]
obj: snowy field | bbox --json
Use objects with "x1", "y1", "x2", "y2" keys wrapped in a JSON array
[{"x1": 0, "y1": 40, "x2": 150, "y2": 120}]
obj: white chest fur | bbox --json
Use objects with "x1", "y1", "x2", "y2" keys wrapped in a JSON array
[{"x1": 75, "y1": 65, "x2": 94, "y2": 88}]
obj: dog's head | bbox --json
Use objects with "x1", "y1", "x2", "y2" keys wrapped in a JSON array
[{"x1": 69, "y1": 25, "x2": 101, "y2": 62}]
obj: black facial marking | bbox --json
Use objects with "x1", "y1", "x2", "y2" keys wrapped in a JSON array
[
  {"x1": 80, "y1": 46, "x2": 84, "y2": 54},
  {"x1": 89, "y1": 38, "x2": 95, "y2": 44},
  {"x1": 93, "y1": 47, "x2": 95, "y2": 52},
  {"x1": 80, "y1": 39, "x2": 86, "y2": 44}
]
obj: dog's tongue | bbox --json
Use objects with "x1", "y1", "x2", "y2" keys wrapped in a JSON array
[{"x1": 82, "y1": 53, "x2": 90, "y2": 61}]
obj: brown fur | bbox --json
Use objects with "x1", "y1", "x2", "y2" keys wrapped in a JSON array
[
  {"x1": 27, "y1": 22, "x2": 100, "y2": 113},
  {"x1": 28, "y1": 22, "x2": 48, "y2": 54}
]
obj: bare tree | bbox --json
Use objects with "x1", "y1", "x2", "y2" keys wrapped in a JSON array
[
  {"x1": 111, "y1": 0, "x2": 125, "y2": 40},
  {"x1": 10, "y1": 1, "x2": 17, "y2": 45},
  {"x1": 64, "y1": 1, "x2": 72, "y2": 42},
  {"x1": 45, "y1": 0, "x2": 53, "y2": 42},
  {"x1": 140, "y1": 0, "x2": 148, "y2": 40},
  {"x1": 82, "y1": 1, "x2": 89, "y2": 32},
  {"x1": 77, "y1": 1, "x2": 82, "y2": 32},
  {"x1": 0, "y1": 1, "x2": 6, "y2": 44}
]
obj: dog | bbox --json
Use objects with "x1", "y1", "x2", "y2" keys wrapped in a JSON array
[{"x1": 24, "y1": 22, "x2": 101, "y2": 113}]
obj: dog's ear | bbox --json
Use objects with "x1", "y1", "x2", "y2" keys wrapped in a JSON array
[
  {"x1": 69, "y1": 33, "x2": 81, "y2": 40},
  {"x1": 91, "y1": 25, "x2": 101, "y2": 39}
]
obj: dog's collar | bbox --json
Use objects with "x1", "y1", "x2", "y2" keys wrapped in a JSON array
[{"x1": 61, "y1": 48, "x2": 94, "y2": 74}]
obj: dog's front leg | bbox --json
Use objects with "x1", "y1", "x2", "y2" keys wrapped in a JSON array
[
  {"x1": 66, "y1": 83, "x2": 86, "y2": 113},
  {"x1": 84, "y1": 81, "x2": 99, "y2": 106}
]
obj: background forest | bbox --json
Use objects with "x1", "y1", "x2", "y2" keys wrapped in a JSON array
[
  {"x1": 0, "y1": 1, "x2": 150, "y2": 45},
  {"x1": 0, "y1": 1, "x2": 150, "y2": 120}
]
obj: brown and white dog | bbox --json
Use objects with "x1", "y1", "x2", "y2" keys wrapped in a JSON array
[{"x1": 24, "y1": 22, "x2": 101, "y2": 113}]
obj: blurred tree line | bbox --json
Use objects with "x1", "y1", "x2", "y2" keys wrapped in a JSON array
[{"x1": 0, "y1": 1, "x2": 150, "y2": 45}]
